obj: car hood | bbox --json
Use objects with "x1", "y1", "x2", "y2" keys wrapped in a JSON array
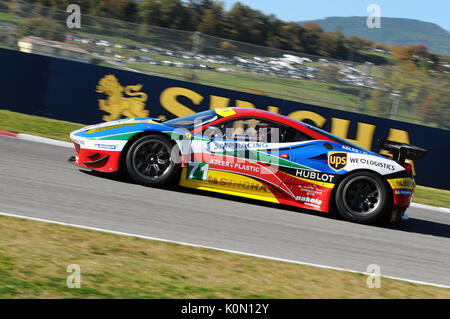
[{"x1": 70, "y1": 118, "x2": 172, "y2": 140}]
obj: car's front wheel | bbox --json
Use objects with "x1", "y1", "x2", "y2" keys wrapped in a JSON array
[
  {"x1": 335, "y1": 171, "x2": 391, "y2": 224},
  {"x1": 126, "y1": 134, "x2": 180, "y2": 187}
]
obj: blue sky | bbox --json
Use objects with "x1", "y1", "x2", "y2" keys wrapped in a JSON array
[{"x1": 222, "y1": 0, "x2": 450, "y2": 30}]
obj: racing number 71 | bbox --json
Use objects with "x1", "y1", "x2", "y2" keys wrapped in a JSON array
[{"x1": 187, "y1": 162, "x2": 209, "y2": 181}]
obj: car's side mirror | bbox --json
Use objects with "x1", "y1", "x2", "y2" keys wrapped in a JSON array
[{"x1": 203, "y1": 126, "x2": 222, "y2": 140}]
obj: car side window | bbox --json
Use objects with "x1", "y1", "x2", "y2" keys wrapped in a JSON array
[
  {"x1": 282, "y1": 127, "x2": 312, "y2": 143},
  {"x1": 214, "y1": 118, "x2": 311, "y2": 143},
  {"x1": 219, "y1": 118, "x2": 261, "y2": 141}
]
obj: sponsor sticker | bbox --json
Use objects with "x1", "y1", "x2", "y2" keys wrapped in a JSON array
[
  {"x1": 206, "y1": 140, "x2": 268, "y2": 152},
  {"x1": 295, "y1": 169, "x2": 336, "y2": 183},
  {"x1": 388, "y1": 177, "x2": 415, "y2": 189},
  {"x1": 187, "y1": 162, "x2": 209, "y2": 181},
  {"x1": 342, "y1": 145, "x2": 367, "y2": 154},
  {"x1": 349, "y1": 157, "x2": 395, "y2": 171},
  {"x1": 328, "y1": 152, "x2": 347, "y2": 171},
  {"x1": 395, "y1": 189, "x2": 412, "y2": 195},
  {"x1": 94, "y1": 144, "x2": 117, "y2": 150},
  {"x1": 295, "y1": 196, "x2": 323, "y2": 206},
  {"x1": 207, "y1": 176, "x2": 269, "y2": 192},
  {"x1": 209, "y1": 158, "x2": 260, "y2": 173}
]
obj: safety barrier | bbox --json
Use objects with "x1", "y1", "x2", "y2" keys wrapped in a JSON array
[{"x1": 1, "y1": 48, "x2": 448, "y2": 189}]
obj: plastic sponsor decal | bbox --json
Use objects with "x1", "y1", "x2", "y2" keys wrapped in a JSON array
[{"x1": 209, "y1": 158, "x2": 261, "y2": 173}]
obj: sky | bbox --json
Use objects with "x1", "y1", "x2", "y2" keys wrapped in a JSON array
[{"x1": 221, "y1": 0, "x2": 450, "y2": 31}]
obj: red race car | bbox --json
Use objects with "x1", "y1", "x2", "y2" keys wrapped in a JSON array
[{"x1": 70, "y1": 107, "x2": 426, "y2": 224}]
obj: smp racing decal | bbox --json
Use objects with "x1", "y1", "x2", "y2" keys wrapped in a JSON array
[
  {"x1": 328, "y1": 152, "x2": 347, "y2": 171},
  {"x1": 207, "y1": 140, "x2": 269, "y2": 152}
]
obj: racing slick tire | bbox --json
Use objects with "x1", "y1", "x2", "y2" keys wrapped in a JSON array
[
  {"x1": 335, "y1": 171, "x2": 391, "y2": 224},
  {"x1": 126, "y1": 134, "x2": 181, "y2": 187}
]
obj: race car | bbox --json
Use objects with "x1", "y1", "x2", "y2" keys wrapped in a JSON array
[{"x1": 69, "y1": 107, "x2": 426, "y2": 224}]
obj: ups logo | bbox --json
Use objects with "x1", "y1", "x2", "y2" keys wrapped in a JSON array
[{"x1": 328, "y1": 152, "x2": 347, "y2": 171}]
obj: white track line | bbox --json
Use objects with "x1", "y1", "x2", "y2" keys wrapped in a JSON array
[
  {"x1": 17, "y1": 133, "x2": 73, "y2": 148},
  {"x1": 0, "y1": 211, "x2": 448, "y2": 289},
  {"x1": 410, "y1": 202, "x2": 450, "y2": 214}
]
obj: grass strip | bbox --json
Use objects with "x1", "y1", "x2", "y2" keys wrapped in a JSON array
[{"x1": 0, "y1": 215, "x2": 449, "y2": 298}]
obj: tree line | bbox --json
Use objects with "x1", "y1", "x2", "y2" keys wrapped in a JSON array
[
  {"x1": 24, "y1": 0, "x2": 384, "y2": 60},
  {"x1": 19, "y1": 0, "x2": 450, "y2": 128}
]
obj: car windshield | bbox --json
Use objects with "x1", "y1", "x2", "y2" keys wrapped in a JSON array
[
  {"x1": 163, "y1": 110, "x2": 218, "y2": 130},
  {"x1": 304, "y1": 123, "x2": 368, "y2": 152}
]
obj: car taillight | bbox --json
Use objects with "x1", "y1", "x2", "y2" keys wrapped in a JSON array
[{"x1": 400, "y1": 162, "x2": 412, "y2": 175}]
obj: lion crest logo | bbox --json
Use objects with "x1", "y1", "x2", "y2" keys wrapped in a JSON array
[{"x1": 96, "y1": 74, "x2": 149, "y2": 121}]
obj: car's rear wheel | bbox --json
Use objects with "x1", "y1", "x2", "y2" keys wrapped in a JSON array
[
  {"x1": 335, "y1": 171, "x2": 391, "y2": 224},
  {"x1": 126, "y1": 134, "x2": 180, "y2": 187}
]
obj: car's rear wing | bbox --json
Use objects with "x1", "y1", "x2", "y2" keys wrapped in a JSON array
[{"x1": 378, "y1": 139, "x2": 427, "y2": 163}]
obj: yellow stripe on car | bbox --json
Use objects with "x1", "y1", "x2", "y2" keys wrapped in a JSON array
[
  {"x1": 388, "y1": 177, "x2": 415, "y2": 190},
  {"x1": 215, "y1": 107, "x2": 237, "y2": 118},
  {"x1": 179, "y1": 168, "x2": 279, "y2": 203}
]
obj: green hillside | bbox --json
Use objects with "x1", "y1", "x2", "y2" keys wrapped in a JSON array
[{"x1": 300, "y1": 17, "x2": 450, "y2": 56}]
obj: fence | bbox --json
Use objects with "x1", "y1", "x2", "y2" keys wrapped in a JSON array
[
  {"x1": 0, "y1": 0, "x2": 449, "y2": 129},
  {"x1": 2, "y1": 47, "x2": 449, "y2": 189}
]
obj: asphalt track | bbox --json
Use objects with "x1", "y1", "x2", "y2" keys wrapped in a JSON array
[{"x1": 0, "y1": 135, "x2": 449, "y2": 287}]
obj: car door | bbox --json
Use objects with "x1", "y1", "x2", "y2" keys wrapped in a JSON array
[
  {"x1": 185, "y1": 117, "x2": 296, "y2": 198},
  {"x1": 280, "y1": 128, "x2": 337, "y2": 211}
]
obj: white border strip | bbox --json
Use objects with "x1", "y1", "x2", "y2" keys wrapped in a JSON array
[
  {"x1": 5, "y1": 132, "x2": 450, "y2": 214},
  {"x1": 410, "y1": 202, "x2": 450, "y2": 214},
  {"x1": 0, "y1": 211, "x2": 448, "y2": 290},
  {"x1": 17, "y1": 133, "x2": 73, "y2": 148}
]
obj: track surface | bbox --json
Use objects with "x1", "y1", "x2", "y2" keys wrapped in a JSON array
[{"x1": 0, "y1": 135, "x2": 449, "y2": 286}]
